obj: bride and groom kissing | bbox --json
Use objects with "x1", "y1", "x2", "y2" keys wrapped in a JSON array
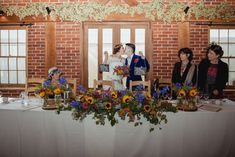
[{"x1": 103, "y1": 43, "x2": 150, "y2": 90}]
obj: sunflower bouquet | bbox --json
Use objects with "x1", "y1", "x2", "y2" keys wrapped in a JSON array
[
  {"x1": 35, "y1": 77, "x2": 73, "y2": 109},
  {"x1": 174, "y1": 82, "x2": 198, "y2": 111},
  {"x1": 113, "y1": 65, "x2": 129, "y2": 77},
  {"x1": 65, "y1": 85, "x2": 177, "y2": 131}
]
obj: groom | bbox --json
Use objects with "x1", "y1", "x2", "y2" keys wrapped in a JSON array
[{"x1": 124, "y1": 43, "x2": 150, "y2": 89}]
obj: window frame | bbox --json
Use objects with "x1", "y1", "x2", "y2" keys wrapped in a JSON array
[
  {"x1": 209, "y1": 26, "x2": 235, "y2": 86},
  {"x1": 0, "y1": 26, "x2": 28, "y2": 89}
]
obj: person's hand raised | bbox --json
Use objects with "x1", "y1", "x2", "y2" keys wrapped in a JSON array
[
  {"x1": 139, "y1": 51, "x2": 145, "y2": 58},
  {"x1": 103, "y1": 51, "x2": 109, "y2": 64}
]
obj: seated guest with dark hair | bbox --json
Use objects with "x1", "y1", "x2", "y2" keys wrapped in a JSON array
[
  {"x1": 198, "y1": 43, "x2": 228, "y2": 98},
  {"x1": 172, "y1": 47, "x2": 197, "y2": 86}
]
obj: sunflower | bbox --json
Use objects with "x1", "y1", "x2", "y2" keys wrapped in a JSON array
[
  {"x1": 122, "y1": 95, "x2": 131, "y2": 103},
  {"x1": 54, "y1": 88, "x2": 61, "y2": 94},
  {"x1": 189, "y1": 89, "x2": 197, "y2": 97},
  {"x1": 144, "y1": 105, "x2": 151, "y2": 113},
  {"x1": 111, "y1": 91, "x2": 118, "y2": 99},
  {"x1": 39, "y1": 91, "x2": 46, "y2": 97},
  {"x1": 85, "y1": 96, "x2": 94, "y2": 104},
  {"x1": 178, "y1": 89, "x2": 186, "y2": 97},
  {"x1": 104, "y1": 102, "x2": 112, "y2": 110},
  {"x1": 117, "y1": 69, "x2": 122, "y2": 75}
]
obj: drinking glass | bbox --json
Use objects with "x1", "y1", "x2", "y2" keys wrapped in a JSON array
[
  {"x1": 203, "y1": 93, "x2": 209, "y2": 103},
  {"x1": 167, "y1": 94, "x2": 173, "y2": 101},
  {"x1": 20, "y1": 91, "x2": 29, "y2": 106}
]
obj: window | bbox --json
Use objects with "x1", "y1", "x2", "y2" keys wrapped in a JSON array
[
  {"x1": 210, "y1": 29, "x2": 235, "y2": 85},
  {"x1": 0, "y1": 29, "x2": 27, "y2": 85},
  {"x1": 83, "y1": 22, "x2": 150, "y2": 88}
]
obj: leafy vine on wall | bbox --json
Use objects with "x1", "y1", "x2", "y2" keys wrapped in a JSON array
[{"x1": 0, "y1": 0, "x2": 234, "y2": 22}]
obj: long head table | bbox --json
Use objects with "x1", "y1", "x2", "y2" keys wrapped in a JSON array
[{"x1": 0, "y1": 98, "x2": 235, "y2": 157}]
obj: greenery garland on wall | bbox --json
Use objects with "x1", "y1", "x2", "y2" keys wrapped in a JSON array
[{"x1": 0, "y1": 0, "x2": 234, "y2": 22}]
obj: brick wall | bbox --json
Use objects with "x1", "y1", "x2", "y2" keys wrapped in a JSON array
[
  {"x1": 151, "y1": 22, "x2": 178, "y2": 80},
  {"x1": 56, "y1": 22, "x2": 81, "y2": 83},
  {"x1": 28, "y1": 23, "x2": 46, "y2": 78}
]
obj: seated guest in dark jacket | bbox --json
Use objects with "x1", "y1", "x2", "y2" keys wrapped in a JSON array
[
  {"x1": 198, "y1": 43, "x2": 228, "y2": 98},
  {"x1": 172, "y1": 48, "x2": 197, "y2": 86}
]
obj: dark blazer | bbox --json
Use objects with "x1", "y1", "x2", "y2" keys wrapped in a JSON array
[
  {"x1": 172, "y1": 62, "x2": 197, "y2": 86},
  {"x1": 198, "y1": 59, "x2": 228, "y2": 96},
  {"x1": 125, "y1": 54, "x2": 150, "y2": 89}
]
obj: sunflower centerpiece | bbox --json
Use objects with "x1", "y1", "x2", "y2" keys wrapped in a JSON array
[
  {"x1": 35, "y1": 67, "x2": 73, "y2": 109},
  {"x1": 174, "y1": 82, "x2": 198, "y2": 111}
]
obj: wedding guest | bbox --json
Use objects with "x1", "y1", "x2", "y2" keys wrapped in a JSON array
[
  {"x1": 43, "y1": 67, "x2": 70, "y2": 97},
  {"x1": 198, "y1": 43, "x2": 228, "y2": 98},
  {"x1": 124, "y1": 43, "x2": 150, "y2": 89},
  {"x1": 45, "y1": 67, "x2": 68, "y2": 87},
  {"x1": 172, "y1": 48, "x2": 197, "y2": 86}
]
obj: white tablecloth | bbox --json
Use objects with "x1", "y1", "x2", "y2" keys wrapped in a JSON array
[{"x1": 0, "y1": 98, "x2": 235, "y2": 157}]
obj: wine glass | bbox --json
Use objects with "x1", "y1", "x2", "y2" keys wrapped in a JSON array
[
  {"x1": 167, "y1": 93, "x2": 173, "y2": 101},
  {"x1": 203, "y1": 93, "x2": 209, "y2": 103}
]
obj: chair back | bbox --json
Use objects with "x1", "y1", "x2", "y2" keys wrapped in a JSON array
[
  {"x1": 93, "y1": 80, "x2": 114, "y2": 90},
  {"x1": 26, "y1": 78, "x2": 44, "y2": 95},
  {"x1": 129, "y1": 80, "x2": 151, "y2": 96},
  {"x1": 67, "y1": 78, "x2": 77, "y2": 95},
  {"x1": 158, "y1": 78, "x2": 172, "y2": 95},
  {"x1": 158, "y1": 78, "x2": 172, "y2": 88}
]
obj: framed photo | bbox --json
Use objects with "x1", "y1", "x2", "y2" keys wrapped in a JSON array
[{"x1": 99, "y1": 64, "x2": 109, "y2": 72}]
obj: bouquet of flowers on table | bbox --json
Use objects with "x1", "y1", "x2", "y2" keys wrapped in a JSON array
[
  {"x1": 58, "y1": 85, "x2": 177, "y2": 132},
  {"x1": 113, "y1": 65, "x2": 129, "y2": 77},
  {"x1": 173, "y1": 82, "x2": 198, "y2": 111},
  {"x1": 35, "y1": 77, "x2": 74, "y2": 109}
]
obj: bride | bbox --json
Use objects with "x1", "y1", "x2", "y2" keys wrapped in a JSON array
[{"x1": 103, "y1": 44, "x2": 125, "y2": 90}]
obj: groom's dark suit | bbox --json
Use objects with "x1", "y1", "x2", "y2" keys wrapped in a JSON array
[{"x1": 125, "y1": 54, "x2": 150, "y2": 89}]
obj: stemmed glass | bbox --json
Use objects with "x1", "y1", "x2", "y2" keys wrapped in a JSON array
[
  {"x1": 203, "y1": 93, "x2": 210, "y2": 103},
  {"x1": 167, "y1": 93, "x2": 173, "y2": 101}
]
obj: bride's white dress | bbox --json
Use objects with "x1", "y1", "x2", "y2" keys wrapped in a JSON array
[{"x1": 107, "y1": 56, "x2": 125, "y2": 90}]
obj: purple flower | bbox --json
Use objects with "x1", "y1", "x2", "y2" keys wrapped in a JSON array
[
  {"x1": 43, "y1": 80, "x2": 51, "y2": 87},
  {"x1": 153, "y1": 92, "x2": 159, "y2": 99},
  {"x1": 71, "y1": 100, "x2": 81, "y2": 108},
  {"x1": 160, "y1": 87, "x2": 169, "y2": 95},
  {"x1": 59, "y1": 77, "x2": 67, "y2": 85},
  {"x1": 119, "y1": 90, "x2": 127, "y2": 96},
  {"x1": 77, "y1": 85, "x2": 87, "y2": 93},
  {"x1": 175, "y1": 83, "x2": 181, "y2": 89},
  {"x1": 186, "y1": 81, "x2": 192, "y2": 86},
  {"x1": 136, "y1": 93, "x2": 145, "y2": 103}
]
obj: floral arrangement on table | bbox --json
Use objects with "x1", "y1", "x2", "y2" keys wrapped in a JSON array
[
  {"x1": 35, "y1": 77, "x2": 74, "y2": 109},
  {"x1": 174, "y1": 82, "x2": 198, "y2": 111},
  {"x1": 57, "y1": 85, "x2": 177, "y2": 132},
  {"x1": 113, "y1": 65, "x2": 129, "y2": 77}
]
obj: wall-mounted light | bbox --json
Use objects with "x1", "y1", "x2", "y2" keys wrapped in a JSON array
[
  {"x1": 0, "y1": 10, "x2": 4, "y2": 16},
  {"x1": 46, "y1": 7, "x2": 51, "y2": 15},
  {"x1": 184, "y1": 6, "x2": 190, "y2": 14}
]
